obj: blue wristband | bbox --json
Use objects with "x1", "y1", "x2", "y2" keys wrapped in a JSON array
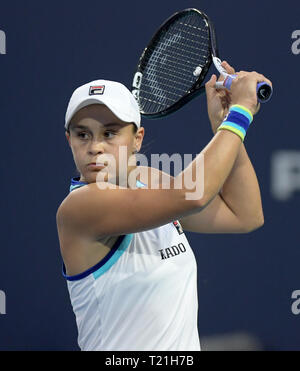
[{"x1": 217, "y1": 105, "x2": 253, "y2": 141}]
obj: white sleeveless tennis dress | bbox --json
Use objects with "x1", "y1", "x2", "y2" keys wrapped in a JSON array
[{"x1": 62, "y1": 177, "x2": 201, "y2": 351}]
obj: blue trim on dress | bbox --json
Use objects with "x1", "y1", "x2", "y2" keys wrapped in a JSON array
[
  {"x1": 136, "y1": 180, "x2": 147, "y2": 188},
  {"x1": 93, "y1": 234, "x2": 133, "y2": 280},
  {"x1": 70, "y1": 177, "x2": 88, "y2": 193},
  {"x1": 62, "y1": 234, "x2": 133, "y2": 281}
]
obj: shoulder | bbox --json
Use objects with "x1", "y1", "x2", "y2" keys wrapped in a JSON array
[
  {"x1": 55, "y1": 178, "x2": 136, "y2": 237},
  {"x1": 56, "y1": 183, "x2": 102, "y2": 227},
  {"x1": 56, "y1": 193, "x2": 74, "y2": 232}
]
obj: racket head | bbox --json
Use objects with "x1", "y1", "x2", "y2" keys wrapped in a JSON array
[{"x1": 132, "y1": 8, "x2": 218, "y2": 119}]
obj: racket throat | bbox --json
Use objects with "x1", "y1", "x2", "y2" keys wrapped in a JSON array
[{"x1": 213, "y1": 57, "x2": 228, "y2": 77}]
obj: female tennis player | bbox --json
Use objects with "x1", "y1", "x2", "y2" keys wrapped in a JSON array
[{"x1": 56, "y1": 62, "x2": 270, "y2": 351}]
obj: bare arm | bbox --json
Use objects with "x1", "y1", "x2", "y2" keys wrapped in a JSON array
[
  {"x1": 180, "y1": 144, "x2": 264, "y2": 234},
  {"x1": 180, "y1": 62, "x2": 265, "y2": 234},
  {"x1": 57, "y1": 130, "x2": 243, "y2": 238},
  {"x1": 220, "y1": 144, "x2": 264, "y2": 229}
]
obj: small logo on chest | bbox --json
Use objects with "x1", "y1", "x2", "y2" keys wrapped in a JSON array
[
  {"x1": 159, "y1": 243, "x2": 186, "y2": 260},
  {"x1": 173, "y1": 220, "x2": 184, "y2": 235}
]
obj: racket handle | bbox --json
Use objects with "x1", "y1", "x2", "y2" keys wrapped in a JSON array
[
  {"x1": 216, "y1": 75, "x2": 273, "y2": 103},
  {"x1": 256, "y1": 82, "x2": 273, "y2": 103}
]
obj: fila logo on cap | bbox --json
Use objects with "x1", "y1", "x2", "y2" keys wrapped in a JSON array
[{"x1": 89, "y1": 85, "x2": 105, "y2": 96}]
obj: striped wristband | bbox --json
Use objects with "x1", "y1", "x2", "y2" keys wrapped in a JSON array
[{"x1": 217, "y1": 105, "x2": 253, "y2": 142}]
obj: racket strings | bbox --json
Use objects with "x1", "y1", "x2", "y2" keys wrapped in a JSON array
[
  {"x1": 143, "y1": 34, "x2": 209, "y2": 81},
  {"x1": 178, "y1": 21, "x2": 206, "y2": 31},
  {"x1": 143, "y1": 35, "x2": 187, "y2": 105},
  {"x1": 138, "y1": 13, "x2": 211, "y2": 114},
  {"x1": 172, "y1": 25, "x2": 209, "y2": 43},
  {"x1": 144, "y1": 44, "x2": 208, "y2": 81},
  {"x1": 147, "y1": 40, "x2": 209, "y2": 66},
  {"x1": 148, "y1": 27, "x2": 210, "y2": 55},
  {"x1": 141, "y1": 54, "x2": 196, "y2": 83},
  {"x1": 137, "y1": 95, "x2": 176, "y2": 106}
]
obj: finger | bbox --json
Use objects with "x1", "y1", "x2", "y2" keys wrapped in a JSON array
[
  {"x1": 247, "y1": 71, "x2": 273, "y2": 87},
  {"x1": 205, "y1": 74, "x2": 217, "y2": 91},
  {"x1": 205, "y1": 75, "x2": 219, "y2": 100},
  {"x1": 221, "y1": 60, "x2": 236, "y2": 75},
  {"x1": 235, "y1": 70, "x2": 247, "y2": 77},
  {"x1": 256, "y1": 73, "x2": 272, "y2": 88},
  {"x1": 254, "y1": 103, "x2": 261, "y2": 115}
]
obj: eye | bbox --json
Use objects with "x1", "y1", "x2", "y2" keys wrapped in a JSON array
[
  {"x1": 77, "y1": 132, "x2": 89, "y2": 140},
  {"x1": 104, "y1": 130, "x2": 117, "y2": 139}
]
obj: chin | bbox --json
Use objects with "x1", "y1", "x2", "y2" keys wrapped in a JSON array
[{"x1": 80, "y1": 172, "x2": 98, "y2": 184}]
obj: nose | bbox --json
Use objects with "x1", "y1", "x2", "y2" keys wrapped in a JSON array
[{"x1": 88, "y1": 139, "x2": 105, "y2": 155}]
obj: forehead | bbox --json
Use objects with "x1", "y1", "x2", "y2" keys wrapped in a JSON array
[{"x1": 70, "y1": 104, "x2": 129, "y2": 130}]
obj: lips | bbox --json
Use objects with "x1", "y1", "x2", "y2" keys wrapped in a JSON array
[{"x1": 87, "y1": 163, "x2": 106, "y2": 169}]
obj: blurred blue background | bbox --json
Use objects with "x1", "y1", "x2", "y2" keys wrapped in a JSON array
[{"x1": 0, "y1": 0, "x2": 299, "y2": 350}]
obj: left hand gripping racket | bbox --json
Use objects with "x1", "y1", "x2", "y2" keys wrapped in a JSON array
[{"x1": 132, "y1": 8, "x2": 273, "y2": 119}]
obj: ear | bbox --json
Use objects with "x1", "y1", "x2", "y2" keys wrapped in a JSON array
[
  {"x1": 65, "y1": 131, "x2": 71, "y2": 147},
  {"x1": 134, "y1": 127, "x2": 145, "y2": 153}
]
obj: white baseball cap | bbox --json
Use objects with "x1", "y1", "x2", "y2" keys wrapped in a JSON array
[{"x1": 65, "y1": 79, "x2": 141, "y2": 131}]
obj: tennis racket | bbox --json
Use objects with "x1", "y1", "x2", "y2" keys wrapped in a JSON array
[{"x1": 131, "y1": 8, "x2": 273, "y2": 119}]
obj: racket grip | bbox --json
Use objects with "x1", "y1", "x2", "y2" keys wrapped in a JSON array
[{"x1": 217, "y1": 75, "x2": 273, "y2": 103}]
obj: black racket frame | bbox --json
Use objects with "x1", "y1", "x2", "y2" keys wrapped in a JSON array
[{"x1": 132, "y1": 8, "x2": 219, "y2": 119}]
